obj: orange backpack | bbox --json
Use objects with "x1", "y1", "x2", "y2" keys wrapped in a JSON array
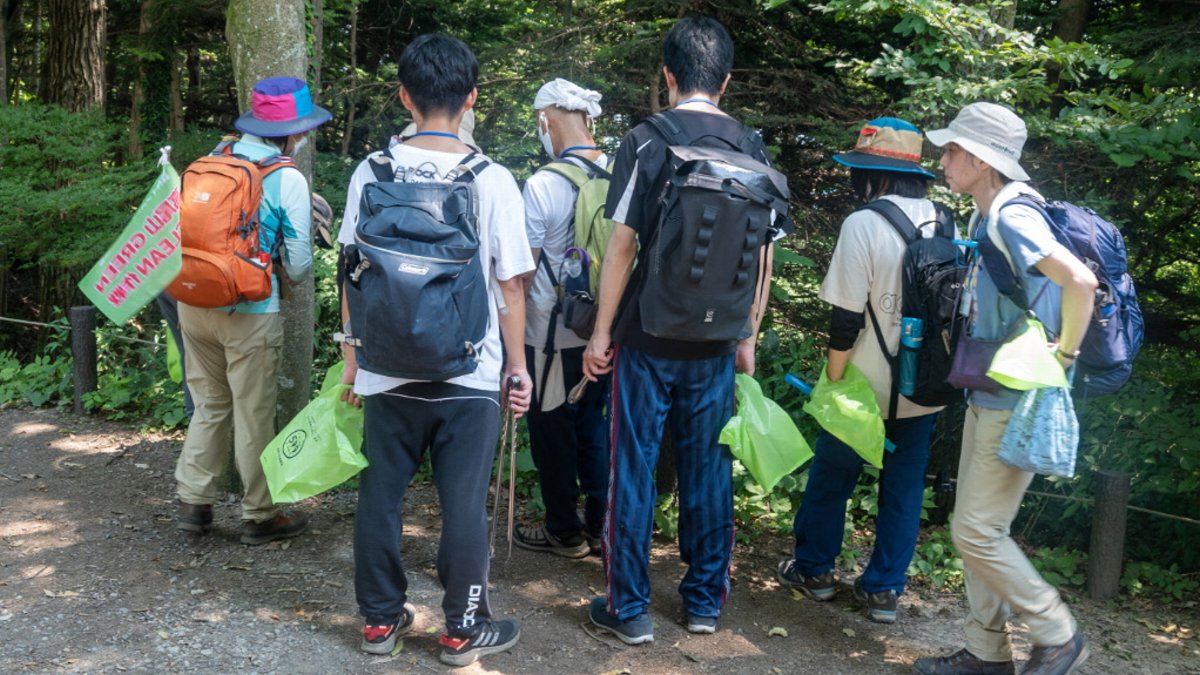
[{"x1": 167, "y1": 138, "x2": 293, "y2": 308}]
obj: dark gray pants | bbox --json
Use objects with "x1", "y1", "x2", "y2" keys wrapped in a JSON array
[{"x1": 354, "y1": 382, "x2": 501, "y2": 636}]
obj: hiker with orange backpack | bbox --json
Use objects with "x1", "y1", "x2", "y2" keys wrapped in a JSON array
[{"x1": 171, "y1": 77, "x2": 330, "y2": 546}]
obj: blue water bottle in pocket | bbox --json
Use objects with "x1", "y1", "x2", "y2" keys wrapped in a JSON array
[{"x1": 898, "y1": 317, "x2": 923, "y2": 397}]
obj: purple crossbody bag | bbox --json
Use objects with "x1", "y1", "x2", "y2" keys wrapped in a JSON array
[{"x1": 946, "y1": 237, "x2": 1049, "y2": 393}]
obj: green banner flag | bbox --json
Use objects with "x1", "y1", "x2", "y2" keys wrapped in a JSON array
[{"x1": 78, "y1": 150, "x2": 182, "y2": 325}]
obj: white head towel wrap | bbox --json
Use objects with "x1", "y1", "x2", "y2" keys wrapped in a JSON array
[{"x1": 533, "y1": 78, "x2": 603, "y2": 119}]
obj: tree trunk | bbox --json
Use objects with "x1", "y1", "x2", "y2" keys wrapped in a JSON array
[
  {"x1": 39, "y1": 0, "x2": 105, "y2": 111},
  {"x1": 339, "y1": 5, "x2": 357, "y2": 156},
  {"x1": 1053, "y1": 0, "x2": 1089, "y2": 43},
  {"x1": 226, "y1": 0, "x2": 313, "y2": 431},
  {"x1": 128, "y1": 1, "x2": 153, "y2": 160},
  {"x1": 0, "y1": 0, "x2": 7, "y2": 105},
  {"x1": 169, "y1": 51, "x2": 184, "y2": 132},
  {"x1": 310, "y1": 0, "x2": 322, "y2": 102}
]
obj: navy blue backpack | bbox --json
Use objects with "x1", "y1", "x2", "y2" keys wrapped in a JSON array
[{"x1": 982, "y1": 197, "x2": 1144, "y2": 397}]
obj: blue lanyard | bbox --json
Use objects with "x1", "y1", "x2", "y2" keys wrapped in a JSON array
[
  {"x1": 410, "y1": 131, "x2": 460, "y2": 140},
  {"x1": 676, "y1": 97, "x2": 720, "y2": 110},
  {"x1": 561, "y1": 145, "x2": 599, "y2": 157}
]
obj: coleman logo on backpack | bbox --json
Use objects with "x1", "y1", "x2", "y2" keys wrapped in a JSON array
[
  {"x1": 342, "y1": 149, "x2": 492, "y2": 381},
  {"x1": 167, "y1": 138, "x2": 293, "y2": 308},
  {"x1": 636, "y1": 110, "x2": 790, "y2": 342}
]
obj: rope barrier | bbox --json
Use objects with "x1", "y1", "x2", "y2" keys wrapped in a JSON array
[
  {"x1": 0, "y1": 316, "x2": 67, "y2": 330},
  {"x1": 0, "y1": 314, "x2": 162, "y2": 348},
  {"x1": 928, "y1": 473, "x2": 1200, "y2": 527}
]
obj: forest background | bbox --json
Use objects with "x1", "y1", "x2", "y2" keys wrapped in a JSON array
[{"x1": 0, "y1": 0, "x2": 1197, "y2": 604}]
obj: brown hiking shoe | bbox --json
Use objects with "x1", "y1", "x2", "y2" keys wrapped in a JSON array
[
  {"x1": 913, "y1": 648, "x2": 1015, "y2": 674},
  {"x1": 176, "y1": 501, "x2": 213, "y2": 534},
  {"x1": 240, "y1": 511, "x2": 308, "y2": 546},
  {"x1": 1024, "y1": 633, "x2": 1089, "y2": 675}
]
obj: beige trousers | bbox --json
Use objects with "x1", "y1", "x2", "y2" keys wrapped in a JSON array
[
  {"x1": 175, "y1": 305, "x2": 283, "y2": 522},
  {"x1": 952, "y1": 405, "x2": 1076, "y2": 662}
]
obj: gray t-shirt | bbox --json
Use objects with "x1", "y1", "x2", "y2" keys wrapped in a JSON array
[{"x1": 966, "y1": 202, "x2": 1065, "y2": 409}]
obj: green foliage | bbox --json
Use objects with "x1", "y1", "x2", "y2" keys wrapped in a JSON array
[
  {"x1": 0, "y1": 105, "x2": 154, "y2": 269},
  {"x1": 1121, "y1": 562, "x2": 1200, "y2": 603},
  {"x1": 81, "y1": 319, "x2": 186, "y2": 429},
  {"x1": 907, "y1": 527, "x2": 964, "y2": 590},
  {"x1": 1030, "y1": 546, "x2": 1087, "y2": 589}
]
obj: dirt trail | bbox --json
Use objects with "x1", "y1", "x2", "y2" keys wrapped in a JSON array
[{"x1": 1, "y1": 406, "x2": 1197, "y2": 674}]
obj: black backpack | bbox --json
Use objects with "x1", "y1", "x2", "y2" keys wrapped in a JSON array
[
  {"x1": 636, "y1": 111, "x2": 790, "y2": 342},
  {"x1": 342, "y1": 149, "x2": 491, "y2": 380},
  {"x1": 861, "y1": 199, "x2": 966, "y2": 418}
]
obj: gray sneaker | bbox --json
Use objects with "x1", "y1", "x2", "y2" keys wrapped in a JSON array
[
  {"x1": 853, "y1": 577, "x2": 898, "y2": 624},
  {"x1": 588, "y1": 597, "x2": 653, "y2": 645},
  {"x1": 1023, "y1": 633, "x2": 1089, "y2": 675},
  {"x1": 686, "y1": 613, "x2": 717, "y2": 634},
  {"x1": 777, "y1": 559, "x2": 836, "y2": 601},
  {"x1": 513, "y1": 524, "x2": 590, "y2": 559},
  {"x1": 913, "y1": 648, "x2": 1015, "y2": 675}
]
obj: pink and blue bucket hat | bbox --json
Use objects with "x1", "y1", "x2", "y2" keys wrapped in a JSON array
[{"x1": 234, "y1": 77, "x2": 331, "y2": 137}]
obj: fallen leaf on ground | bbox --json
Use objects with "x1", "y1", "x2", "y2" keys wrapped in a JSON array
[
  {"x1": 157, "y1": 630, "x2": 169, "y2": 639},
  {"x1": 790, "y1": 589, "x2": 805, "y2": 602},
  {"x1": 843, "y1": 628, "x2": 856, "y2": 637},
  {"x1": 43, "y1": 590, "x2": 80, "y2": 598},
  {"x1": 389, "y1": 639, "x2": 404, "y2": 656},
  {"x1": 767, "y1": 626, "x2": 788, "y2": 637},
  {"x1": 21, "y1": 474, "x2": 37, "y2": 480}
]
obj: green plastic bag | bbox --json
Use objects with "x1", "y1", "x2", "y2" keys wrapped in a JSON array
[
  {"x1": 719, "y1": 374, "x2": 813, "y2": 490},
  {"x1": 165, "y1": 327, "x2": 182, "y2": 384},
  {"x1": 261, "y1": 362, "x2": 367, "y2": 503},
  {"x1": 802, "y1": 363, "x2": 886, "y2": 469},
  {"x1": 986, "y1": 317, "x2": 1069, "y2": 390}
]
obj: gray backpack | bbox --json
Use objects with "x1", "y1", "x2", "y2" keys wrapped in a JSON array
[
  {"x1": 342, "y1": 149, "x2": 491, "y2": 380},
  {"x1": 637, "y1": 111, "x2": 790, "y2": 342}
]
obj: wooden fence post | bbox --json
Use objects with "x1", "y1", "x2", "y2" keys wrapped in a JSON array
[
  {"x1": 69, "y1": 305, "x2": 97, "y2": 415},
  {"x1": 1087, "y1": 470, "x2": 1131, "y2": 601}
]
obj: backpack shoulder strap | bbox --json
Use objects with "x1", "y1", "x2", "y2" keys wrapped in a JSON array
[
  {"x1": 734, "y1": 123, "x2": 763, "y2": 156},
  {"x1": 933, "y1": 202, "x2": 956, "y2": 239},
  {"x1": 451, "y1": 152, "x2": 491, "y2": 184},
  {"x1": 256, "y1": 154, "x2": 296, "y2": 179},
  {"x1": 644, "y1": 110, "x2": 690, "y2": 146},
  {"x1": 541, "y1": 161, "x2": 589, "y2": 189},
  {"x1": 858, "y1": 199, "x2": 919, "y2": 245},
  {"x1": 212, "y1": 136, "x2": 239, "y2": 156},
  {"x1": 564, "y1": 154, "x2": 612, "y2": 180},
  {"x1": 369, "y1": 148, "x2": 396, "y2": 182}
]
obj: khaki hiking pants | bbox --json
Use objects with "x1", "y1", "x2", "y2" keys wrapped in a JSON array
[
  {"x1": 953, "y1": 404, "x2": 1077, "y2": 662},
  {"x1": 175, "y1": 305, "x2": 283, "y2": 522}
]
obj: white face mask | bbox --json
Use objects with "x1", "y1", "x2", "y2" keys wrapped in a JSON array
[
  {"x1": 537, "y1": 113, "x2": 555, "y2": 159},
  {"x1": 291, "y1": 136, "x2": 309, "y2": 154}
]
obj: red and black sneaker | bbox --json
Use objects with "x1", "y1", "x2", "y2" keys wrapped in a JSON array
[
  {"x1": 360, "y1": 602, "x2": 416, "y2": 655},
  {"x1": 438, "y1": 619, "x2": 520, "y2": 666}
]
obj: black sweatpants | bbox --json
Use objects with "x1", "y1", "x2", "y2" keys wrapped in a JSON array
[{"x1": 354, "y1": 382, "x2": 501, "y2": 636}]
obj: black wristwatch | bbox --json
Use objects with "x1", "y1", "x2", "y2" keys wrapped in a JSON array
[{"x1": 1056, "y1": 346, "x2": 1081, "y2": 361}]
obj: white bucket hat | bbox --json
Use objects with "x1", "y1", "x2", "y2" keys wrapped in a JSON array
[{"x1": 926, "y1": 102, "x2": 1030, "y2": 182}]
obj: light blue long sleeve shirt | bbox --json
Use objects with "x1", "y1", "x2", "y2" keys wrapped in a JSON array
[{"x1": 227, "y1": 134, "x2": 312, "y2": 314}]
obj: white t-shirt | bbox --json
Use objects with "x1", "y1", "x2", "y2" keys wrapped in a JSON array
[
  {"x1": 819, "y1": 195, "x2": 953, "y2": 420},
  {"x1": 523, "y1": 154, "x2": 609, "y2": 351},
  {"x1": 338, "y1": 145, "x2": 534, "y2": 395}
]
